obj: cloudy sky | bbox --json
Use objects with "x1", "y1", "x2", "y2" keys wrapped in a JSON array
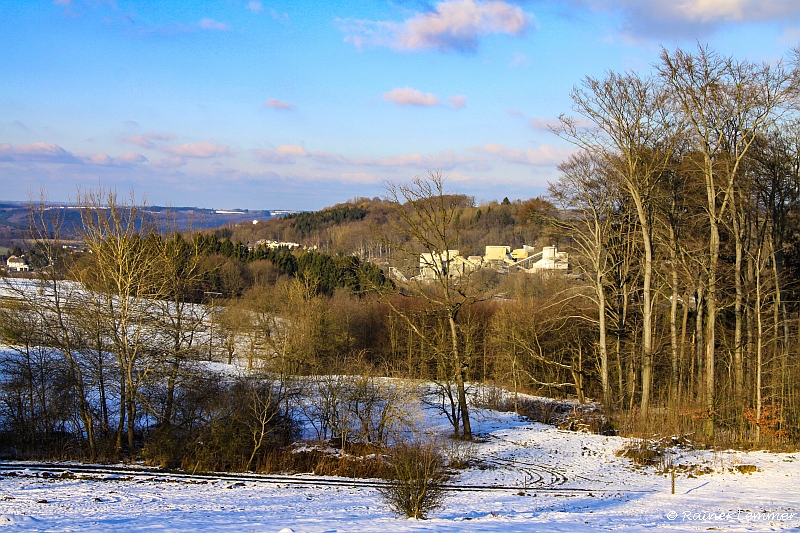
[{"x1": 1, "y1": 1, "x2": 799, "y2": 209}]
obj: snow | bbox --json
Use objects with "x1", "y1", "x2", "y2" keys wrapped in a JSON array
[{"x1": 1, "y1": 404, "x2": 799, "y2": 532}]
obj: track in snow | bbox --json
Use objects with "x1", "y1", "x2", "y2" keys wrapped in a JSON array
[{"x1": 0, "y1": 462, "x2": 648, "y2": 494}]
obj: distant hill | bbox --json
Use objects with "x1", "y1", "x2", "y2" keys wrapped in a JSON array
[
  {"x1": 220, "y1": 196, "x2": 559, "y2": 260},
  {"x1": 0, "y1": 202, "x2": 299, "y2": 247},
  {"x1": 0, "y1": 195, "x2": 558, "y2": 259}
]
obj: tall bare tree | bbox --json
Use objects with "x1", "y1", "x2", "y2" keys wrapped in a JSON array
[
  {"x1": 378, "y1": 171, "x2": 485, "y2": 439},
  {"x1": 549, "y1": 152, "x2": 618, "y2": 405},
  {"x1": 555, "y1": 71, "x2": 682, "y2": 418},
  {"x1": 658, "y1": 45, "x2": 797, "y2": 436},
  {"x1": 76, "y1": 189, "x2": 164, "y2": 453}
]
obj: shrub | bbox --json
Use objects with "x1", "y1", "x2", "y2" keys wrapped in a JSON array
[{"x1": 378, "y1": 441, "x2": 448, "y2": 519}]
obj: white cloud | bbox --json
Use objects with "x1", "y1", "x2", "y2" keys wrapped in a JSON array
[
  {"x1": 341, "y1": 0, "x2": 532, "y2": 53},
  {"x1": 262, "y1": 98, "x2": 296, "y2": 110},
  {"x1": 384, "y1": 87, "x2": 440, "y2": 106},
  {"x1": 163, "y1": 142, "x2": 235, "y2": 158},
  {"x1": 575, "y1": 0, "x2": 800, "y2": 38},
  {"x1": 113, "y1": 152, "x2": 148, "y2": 165},
  {"x1": 246, "y1": 1, "x2": 263, "y2": 14},
  {"x1": 469, "y1": 143, "x2": 574, "y2": 165},
  {"x1": 199, "y1": 18, "x2": 231, "y2": 31},
  {"x1": 447, "y1": 95, "x2": 467, "y2": 109},
  {"x1": 371, "y1": 149, "x2": 479, "y2": 169},
  {"x1": 79, "y1": 152, "x2": 148, "y2": 166},
  {"x1": 254, "y1": 143, "x2": 481, "y2": 170},
  {"x1": 120, "y1": 136, "x2": 155, "y2": 149},
  {"x1": 0, "y1": 142, "x2": 148, "y2": 167},
  {"x1": 254, "y1": 145, "x2": 310, "y2": 164},
  {"x1": 0, "y1": 142, "x2": 80, "y2": 164}
]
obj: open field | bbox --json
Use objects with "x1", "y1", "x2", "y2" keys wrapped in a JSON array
[{"x1": 1, "y1": 404, "x2": 798, "y2": 532}]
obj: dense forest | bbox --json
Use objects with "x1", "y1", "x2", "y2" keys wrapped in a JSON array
[{"x1": 2, "y1": 45, "x2": 800, "y2": 471}]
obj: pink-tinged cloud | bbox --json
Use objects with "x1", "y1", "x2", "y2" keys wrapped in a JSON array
[
  {"x1": 79, "y1": 152, "x2": 148, "y2": 166},
  {"x1": 53, "y1": 0, "x2": 71, "y2": 5},
  {"x1": 384, "y1": 87, "x2": 440, "y2": 107},
  {"x1": 115, "y1": 152, "x2": 148, "y2": 164},
  {"x1": 469, "y1": 143, "x2": 574, "y2": 165},
  {"x1": 0, "y1": 142, "x2": 80, "y2": 164},
  {"x1": 276, "y1": 145, "x2": 309, "y2": 157},
  {"x1": 507, "y1": 109, "x2": 524, "y2": 117},
  {"x1": 120, "y1": 136, "x2": 156, "y2": 149},
  {"x1": 199, "y1": 18, "x2": 230, "y2": 31},
  {"x1": 373, "y1": 149, "x2": 478, "y2": 169},
  {"x1": 254, "y1": 143, "x2": 483, "y2": 169},
  {"x1": 254, "y1": 145, "x2": 310, "y2": 164},
  {"x1": 162, "y1": 142, "x2": 235, "y2": 158},
  {"x1": 447, "y1": 95, "x2": 467, "y2": 109},
  {"x1": 262, "y1": 98, "x2": 296, "y2": 110},
  {"x1": 342, "y1": 0, "x2": 532, "y2": 53},
  {"x1": 0, "y1": 142, "x2": 148, "y2": 167}
]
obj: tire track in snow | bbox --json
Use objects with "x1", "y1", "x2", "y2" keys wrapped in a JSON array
[{"x1": 0, "y1": 462, "x2": 650, "y2": 494}]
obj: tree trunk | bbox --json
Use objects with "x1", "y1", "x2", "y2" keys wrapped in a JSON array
[
  {"x1": 448, "y1": 314, "x2": 471, "y2": 439},
  {"x1": 733, "y1": 197, "x2": 745, "y2": 425},
  {"x1": 705, "y1": 217, "x2": 719, "y2": 439},
  {"x1": 669, "y1": 235, "x2": 680, "y2": 405},
  {"x1": 596, "y1": 269, "x2": 610, "y2": 405},
  {"x1": 755, "y1": 249, "x2": 764, "y2": 444}
]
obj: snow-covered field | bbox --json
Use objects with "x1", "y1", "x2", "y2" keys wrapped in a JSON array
[{"x1": 2, "y1": 406, "x2": 799, "y2": 532}]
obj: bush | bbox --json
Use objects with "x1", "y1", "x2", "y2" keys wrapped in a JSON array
[{"x1": 378, "y1": 441, "x2": 448, "y2": 519}]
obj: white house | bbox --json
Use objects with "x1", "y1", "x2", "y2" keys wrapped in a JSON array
[{"x1": 6, "y1": 255, "x2": 31, "y2": 272}]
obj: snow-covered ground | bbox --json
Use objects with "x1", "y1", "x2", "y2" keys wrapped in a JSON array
[{"x1": 1, "y1": 405, "x2": 799, "y2": 532}]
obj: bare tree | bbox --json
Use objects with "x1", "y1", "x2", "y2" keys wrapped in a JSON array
[
  {"x1": 549, "y1": 152, "x2": 619, "y2": 405},
  {"x1": 76, "y1": 189, "x2": 164, "y2": 453},
  {"x1": 554, "y1": 70, "x2": 683, "y2": 419},
  {"x1": 2, "y1": 196, "x2": 101, "y2": 459},
  {"x1": 377, "y1": 171, "x2": 486, "y2": 439},
  {"x1": 658, "y1": 45, "x2": 797, "y2": 436}
]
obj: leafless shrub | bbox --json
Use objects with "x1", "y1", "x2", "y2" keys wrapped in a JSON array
[
  {"x1": 378, "y1": 440, "x2": 448, "y2": 519},
  {"x1": 302, "y1": 374, "x2": 418, "y2": 448}
]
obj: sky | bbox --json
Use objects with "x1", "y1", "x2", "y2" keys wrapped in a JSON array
[{"x1": 1, "y1": 1, "x2": 800, "y2": 210}]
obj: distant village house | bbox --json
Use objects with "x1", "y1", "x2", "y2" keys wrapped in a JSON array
[{"x1": 6, "y1": 255, "x2": 31, "y2": 272}]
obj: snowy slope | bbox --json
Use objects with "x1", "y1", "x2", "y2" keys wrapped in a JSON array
[{"x1": 1, "y1": 404, "x2": 798, "y2": 532}]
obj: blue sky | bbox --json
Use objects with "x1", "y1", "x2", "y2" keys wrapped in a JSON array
[{"x1": 1, "y1": 0, "x2": 799, "y2": 210}]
